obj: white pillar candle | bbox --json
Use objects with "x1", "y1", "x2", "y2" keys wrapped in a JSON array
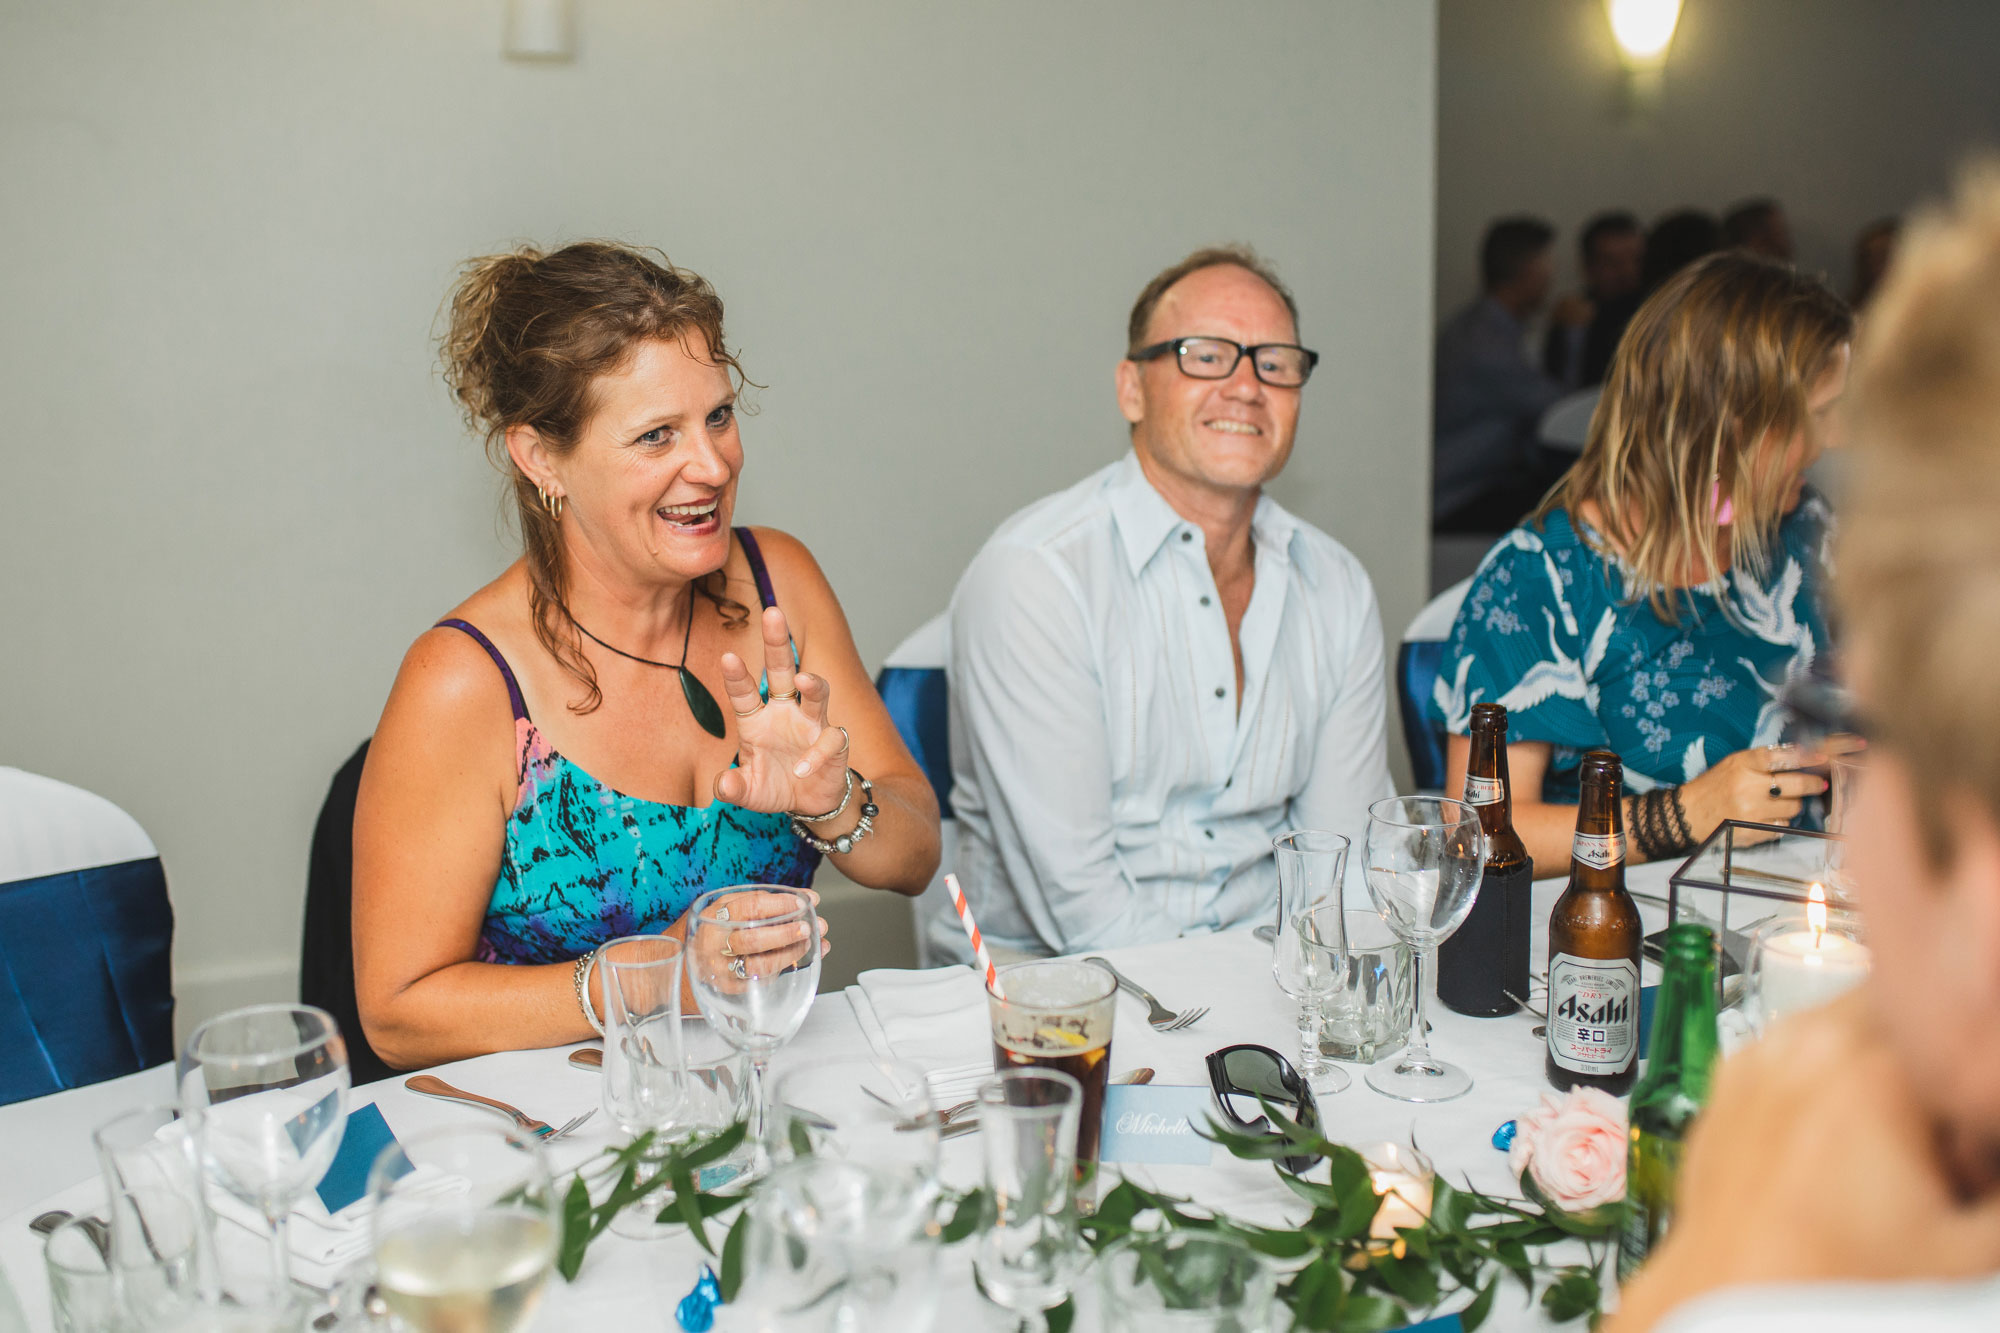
[
  {"x1": 1754, "y1": 885, "x2": 1870, "y2": 1023},
  {"x1": 1362, "y1": 1143, "x2": 1434, "y2": 1241}
]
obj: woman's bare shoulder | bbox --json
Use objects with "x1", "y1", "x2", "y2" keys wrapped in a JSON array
[{"x1": 382, "y1": 566, "x2": 531, "y2": 737}]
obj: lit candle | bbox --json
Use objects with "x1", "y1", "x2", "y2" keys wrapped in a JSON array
[
  {"x1": 1362, "y1": 1142, "x2": 1434, "y2": 1242},
  {"x1": 1755, "y1": 883, "x2": 1871, "y2": 1024}
]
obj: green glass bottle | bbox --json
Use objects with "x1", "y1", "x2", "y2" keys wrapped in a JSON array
[{"x1": 1618, "y1": 922, "x2": 1721, "y2": 1280}]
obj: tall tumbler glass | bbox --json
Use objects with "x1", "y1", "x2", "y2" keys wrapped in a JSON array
[
  {"x1": 972, "y1": 1069, "x2": 1087, "y2": 1331},
  {"x1": 986, "y1": 962, "x2": 1115, "y2": 1184},
  {"x1": 178, "y1": 1003, "x2": 349, "y2": 1313},
  {"x1": 1271, "y1": 831, "x2": 1352, "y2": 1094},
  {"x1": 1362, "y1": 797, "x2": 1486, "y2": 1103},
  {"x1": 596, "y1": 934, "x2": 687, "y2": 1238},
  {"x1": 94, "y1": 1105, "x2": 222, "y2": 1307}
]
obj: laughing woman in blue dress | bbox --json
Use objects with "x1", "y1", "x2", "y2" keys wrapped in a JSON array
[
  {"x1": 1432, "y1": 251, "x2": 1855, "y2": 870},
  {"x1": 352, "y1": 243, "x2": 939, "y2": 1070}
]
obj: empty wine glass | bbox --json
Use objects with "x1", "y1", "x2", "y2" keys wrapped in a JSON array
[
  {"x1": 767, "y1": 1056, "x2": 941, "y2": 1193},
  {"x1": 1271, "y1": 830, "x2": 1351, "y2": 1095},
  {"x1": 736, "y1": 1155, "x2": 943, "y2": 1333},
  {"x1": 685, "y1": 886, "x2": 822, "y2": 1174},
  {"x1": 369, "y1": 1124, "x2": 557, "y2": 1333},
  {"x1": 178, "y1": 1003, "x2": 349, "y2": 1313},
  {"x1": 1362, "y1": 797, "x2": 1486, "y2": 1103},
  {"x1": 596, "y1": 933, "x2": 687, "y2": 1238}
]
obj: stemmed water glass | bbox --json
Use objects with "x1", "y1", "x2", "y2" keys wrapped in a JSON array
[
  {"x1": 177, "y1": 1003, "x2": 349, "y2": 1313},
  {"x1": 596, "y1": 933, "x2": 688, "y2": 1237},
  {"x1": 369, "y1": 1124, "x2": 558, "y2": 1333},
  {"x1": 973, "y1": 1068, "x2": 1088, "y2": 1333},
  {"x1": 685, "y1": 885, "x2": 822, "y2": 1173},
  {"x1": 1271, "y1": 830, "x2": 1352, "y2": 1095},
  {"x1": 1362, "y1": 797, "x2": 1486, "y2": 1103}
]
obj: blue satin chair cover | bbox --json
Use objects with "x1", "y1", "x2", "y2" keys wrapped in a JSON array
[
  {"x1": 1397, "y1": 639, "x2": 1450, "y2": 793},
  {"x1": 874, "y1": 664, "x2": 952, "y2": 816},
  {"x1": 0, "y1": 856, "x2": 175, "y2": 1105}
]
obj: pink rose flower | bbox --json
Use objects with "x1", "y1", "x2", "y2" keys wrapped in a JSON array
[{"x1": 1508, "y1": 1087, "x2": 1627, "y2": 1213}]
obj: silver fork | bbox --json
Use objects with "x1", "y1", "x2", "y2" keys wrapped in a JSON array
[
  {"x1": 404, "y1": 1075, "x2": 595, "y2": 1140},
  {"x1": 1084, "y1": 957, "x2": 1207, "y2": 1032}
]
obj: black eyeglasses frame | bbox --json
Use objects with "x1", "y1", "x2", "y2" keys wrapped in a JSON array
[{"x1": 1128, "y1": 336, "x2": 1321, "y2": 388}]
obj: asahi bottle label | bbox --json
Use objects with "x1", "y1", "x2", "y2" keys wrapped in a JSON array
[
  {"x1": 1463, "y1": 775, "x2": 1503, "y2": 806},
  {"x1": 1547, "y1": 952, "x2": 1639, "y2": 1073},
  {"x1": 1571, "y1": 831, "x2": 1625, "y2": 870}
]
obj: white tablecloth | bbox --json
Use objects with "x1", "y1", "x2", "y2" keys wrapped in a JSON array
[{"x1": 0, "y1": 864, "x2": 1680, "y2": 1331}]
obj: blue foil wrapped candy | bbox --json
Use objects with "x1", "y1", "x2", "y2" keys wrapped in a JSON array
[
  {"x1": 1491, "y1": 1119, "x2": 1517, "y2": 1153},
  {"x1": 676, "y1": 1264, "x2": 723, "y2": 1332}
]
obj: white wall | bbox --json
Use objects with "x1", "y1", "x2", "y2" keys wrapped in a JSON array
[
  {"x1": 1437, "y1": 0, "x2": 2000, "y2": 321},
  {"x1": 0, "y1": 1, "x2": 1436, "y2": 1034}
]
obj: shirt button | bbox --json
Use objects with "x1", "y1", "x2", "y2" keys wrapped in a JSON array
[
  {"x1": 1200, "y1": 595, "x2": 1212, "y2": 607},
  {"x1": 1181, "y1": 531, "x2": 1193, "y2": 543},
  {"x1": 1214, "y1": 687, "x2": 1226, "y2": 698},
  {"x1": 1204, "y1": 829, "x2": 1215, "y2": 840},
  {"x1": 1225, "y1": 776, "x2": 1233, "y2": 788}
]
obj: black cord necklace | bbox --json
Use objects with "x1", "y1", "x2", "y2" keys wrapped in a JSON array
[{"x1": 572, "y1": 590, "x2": 728, "y2": 739}]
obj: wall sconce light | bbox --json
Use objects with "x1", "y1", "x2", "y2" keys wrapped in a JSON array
[
  {"x1": 1604, "y1": 0, "x2": 1682, "y2": 117},
  {"x1": 505, "y1": 0, "x2": 575, "y2": 62}
]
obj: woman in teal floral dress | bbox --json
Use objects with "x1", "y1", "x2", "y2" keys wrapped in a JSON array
[{"x1": 1433, "y1": 252, "x2": 1854, "y2": 869}]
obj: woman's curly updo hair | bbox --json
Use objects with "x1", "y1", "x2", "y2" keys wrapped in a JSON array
[{"x1": 440, "y1": 241, "x2": 750, "y2": 712}]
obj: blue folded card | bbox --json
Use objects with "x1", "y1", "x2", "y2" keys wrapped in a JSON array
[
  {"x1": 1393, "y1": 1315, "x2": 1463, "y2": 1333},
  {"x1": 1099, "y1": 1085, "x2": 1215, "y2": 1166},
  {"x1": 313, "y1": 1103, "x2": 409, "y2": 1214}
]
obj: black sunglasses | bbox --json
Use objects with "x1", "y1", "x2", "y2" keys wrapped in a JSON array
[
  {"x1": 1128, "y1": 336, "x2": 1320, "y2": 388},
  {"x1": 1205, "y1": 1043, "x2": 1322, "y2": 1173}
]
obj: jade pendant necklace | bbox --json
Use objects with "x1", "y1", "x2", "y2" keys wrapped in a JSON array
[{"x1": 572, "y1": 589, "x2": 729, "y2": 739}]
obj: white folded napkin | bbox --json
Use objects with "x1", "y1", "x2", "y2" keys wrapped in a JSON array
[
  {"x1": 205, "y1": 1164, "x2": 465, "y2": 1282},
  {"x1": 853, "y1": 966, "x2": 991, "y2": 1072}
]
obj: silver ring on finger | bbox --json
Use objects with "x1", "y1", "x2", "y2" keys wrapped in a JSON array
[
  {"x1": 715, "y1": 906, "x2": 731, "y2": 922},
  {"x1": 730, "y1": 956, "x2": 748, "y2": 982},
  {"x1": 835, "y1": 726, "x2": 850, "y2": 754}
]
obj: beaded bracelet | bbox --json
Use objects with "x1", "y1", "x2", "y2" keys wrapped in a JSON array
[
  {"x1": 572, "y1": 949, "x2": 605, "y2": 1037},
  {"x1": 791, "y1": 769, "x2": 877, "y2": 855}
]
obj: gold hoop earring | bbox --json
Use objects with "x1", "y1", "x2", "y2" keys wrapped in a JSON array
[{"x1": 537, "y1": 486, "x2": 564, "y2": 520}]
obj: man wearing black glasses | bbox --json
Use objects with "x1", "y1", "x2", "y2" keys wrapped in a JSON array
[{"x1": 934, "y1": 246, "x2": 1393, "y2": 966}]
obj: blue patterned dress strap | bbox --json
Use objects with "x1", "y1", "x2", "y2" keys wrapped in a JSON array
[{"x1": 434, "y1": 618, "x2": 531, "y2": 722}]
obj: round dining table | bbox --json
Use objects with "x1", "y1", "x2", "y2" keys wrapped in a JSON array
[{"x1": 0, "y1": 860, "x2": 1691, "y2": 1331}]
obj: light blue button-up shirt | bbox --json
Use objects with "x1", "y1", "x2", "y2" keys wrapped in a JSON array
[{"x1": 942, "y1": 451, "x2": 1394, "y2": 961}]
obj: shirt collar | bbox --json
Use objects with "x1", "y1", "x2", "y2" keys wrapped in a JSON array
[{"x1": 1106, "y1": 449, "x2": 1304, "y2": 579}]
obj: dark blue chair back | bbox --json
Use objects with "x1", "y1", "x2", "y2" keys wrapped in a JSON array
[
  {"x1": 874, "y1": 665, "x2": 952, "y2": 816},
  {"x1": 1398, "y1": 640, "x2": 1450, "y2": 792},
  {"x1": 1397, "y1": 578, "x2": 1474, "y2": 794},
  {"x1": 0, "y1": 773, "x2": 174, "y2": 1106}
]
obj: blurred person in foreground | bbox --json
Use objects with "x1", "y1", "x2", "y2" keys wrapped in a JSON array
[
  {"x1": 943, "y1": 246, "x2": 1392, "y2": 962},
  {"x1": 1544, "y1": 210, "x2": 1643, "y2": 388},
  {"x1": 1723, "y1": 197, "x2": 1795, "y2": 262},
  {"x1": 352, "y1": 243, "x2": 938, "y2": 1068},
  {"x1": 1432, "y1": 250, "x2": 1852, "y2": 872},
  {"x1": 1434, "y1": 216, "x2": 1590, "y2": 532},
  {"x1": 1610, "y1": 168, "x2": 2000, "y2": 1333}
]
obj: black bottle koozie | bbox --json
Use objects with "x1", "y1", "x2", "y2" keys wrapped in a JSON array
[{"x1": 1438, "y1": 858, "x2": 1534, "y2": 1017}]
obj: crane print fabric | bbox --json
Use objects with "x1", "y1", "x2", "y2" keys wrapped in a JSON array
[{"x1": 1428, "y1": 495, "x2": 1832, "y2": 806}]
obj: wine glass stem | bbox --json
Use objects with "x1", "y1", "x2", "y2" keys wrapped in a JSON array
[
  {"x1": 748, "y1": 1055, "x2": 770, "y2": 1165},
  {"x1": 267, "y1": 1210, "x2": 292, "y2": 1304},
  {"x1": 1297, "y1": 994, "x2": 1324, "y2": 1079},
  {"x1": 1403, "y1": 944, "x2": 1436, "y2": 1070}
]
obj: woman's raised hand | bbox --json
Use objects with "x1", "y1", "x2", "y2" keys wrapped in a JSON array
[
  {"x1": 714, "y1": 606, "x2": 852, "y2": 816},
  {"x1": 1678, "y1": 742, "x2": 1832, "y2": 843}
]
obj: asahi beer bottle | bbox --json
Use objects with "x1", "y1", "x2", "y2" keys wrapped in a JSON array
[
  {"x1": 1439, "y1": 703, "x2": 1534, "y2": 1016},
  {"x1": 1545, "y1": 750, "x2": 1643, "y2": 1093},
  {"x1": 1618, "y1": 923, "x2": 1721, "y2": 1279}
]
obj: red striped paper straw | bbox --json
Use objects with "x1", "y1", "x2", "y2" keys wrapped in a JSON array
[{"x1": 945, "y1": 873, "x2": 1003, "y2": 997}]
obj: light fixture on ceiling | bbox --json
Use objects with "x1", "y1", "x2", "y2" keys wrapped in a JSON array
[
  {"x1": 505, "y1": 0, "x2": 575, "y2": 63},
  {"x1": 1604, "y1": 0, "x2": 1683, "y2": 117}
]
